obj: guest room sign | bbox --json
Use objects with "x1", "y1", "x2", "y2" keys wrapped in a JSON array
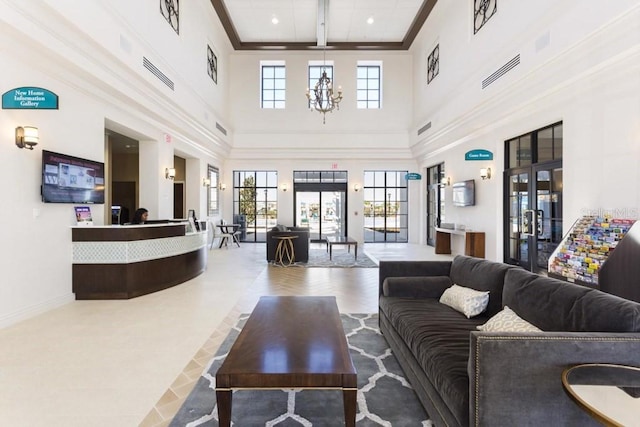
[
  {"x1": 2, "y1": 87, "x2": 59, "y2": 109},
  {"x1": 465, "y1": 149, "x2": 493, "y2": 161}
]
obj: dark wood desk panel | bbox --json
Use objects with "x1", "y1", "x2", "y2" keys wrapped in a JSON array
[
  {"x1": 72, "y1": 224, "x2": 185, "y2": 242},
  {"x1": 73, "y1": 248, "x2": 206, "y2": 299},
  {"x1": 72, "y1": 225, "x2": 206, "y2": 299}
]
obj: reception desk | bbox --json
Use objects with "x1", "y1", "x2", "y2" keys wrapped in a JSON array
[{"x1": 72, "y1": 223, "x2": 207, "y2": 299}]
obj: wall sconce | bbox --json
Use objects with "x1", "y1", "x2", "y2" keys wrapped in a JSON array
[
  {"x1": 280, "y1": 183, "x2": 289, "y2": 192},
  {"x1": 440, "y1": 177, "x2": 451, "y2": 186},
  {"x1": 202, "y1": 178, "x2": 211, "y2": 187},
  {"x1": 480, "y1": 168, "x2": 492, "y2": 180},
  {"x1": 219, "y1": 183, "x2": 226, "y2": 191},
  {"x1": 15, "y1": 126, "x2": 39, "y2": 150},
  {"x1": 353, "y1": 183, "x2": 361, "y2": 192},
  {"x1": 165, "y1": 167, "x2": 176, "y2": 180}
]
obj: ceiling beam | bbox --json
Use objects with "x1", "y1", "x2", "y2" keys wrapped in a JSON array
[
  {"x1": 317, "y1": 0, "x2": 328, "y2": 47},
  {"x1": 210, "y1": 0, "x2": 438, "y2": 51}
]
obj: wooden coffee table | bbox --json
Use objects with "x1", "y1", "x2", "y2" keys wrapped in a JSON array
[
  {"x1": 326, "y1": 236, "x2": 358, "y2": 260},
  {"x1": 215, "y1": 296, "x2": 357, "y2": 426}
]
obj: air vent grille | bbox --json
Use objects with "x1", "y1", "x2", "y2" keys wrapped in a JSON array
[
  {"x1": 417, "y1": 122, "x2": 432, "y2": 135},
  {"x1": 482, "y1": 54, "x2": 520, "y2": 89},
  {"x1": 143, "y1": 57, "x2": 174, "y2": 90},
  {"x1": 216, "y1": 122, "x2": 227, "y2": 135}
]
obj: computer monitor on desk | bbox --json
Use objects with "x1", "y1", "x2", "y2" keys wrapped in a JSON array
[{"x1": 111, "y1": 206, "x2": 121, "y2": 225}]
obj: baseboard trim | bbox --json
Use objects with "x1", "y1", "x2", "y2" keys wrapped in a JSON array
[{"x1": 0, "y1": 293, "x2": 74, "y2": 329}]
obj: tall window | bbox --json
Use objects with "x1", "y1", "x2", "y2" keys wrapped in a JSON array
[
  {"x1": 308, "y1": 63, "x2": 333, "y2": 106},
  {"x1": 363, "y1": 171, "x2": 408, "y2": 242},
  {"x1": 261, "y1": 62, "x2": 286, "y2": 109},
  {"x1": 357, "y1": 62, "x2": 382, "y2": 109},
  {"x1": 233, "y1": 170, "x2": 278, "y2": 242},
  {"x1": 207, "y1": 165, "x2": 219, "y2": 216}
]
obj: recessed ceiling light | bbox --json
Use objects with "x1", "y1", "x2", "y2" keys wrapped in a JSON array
[
  {"x1": 367, "y1": 16, "x2": 374, "y2": 25},
  {"x1": 272, "y1": 16, "x2": 279, "y2": 25}
]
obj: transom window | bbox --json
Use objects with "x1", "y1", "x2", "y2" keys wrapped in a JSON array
[
  {"x1": 261, "y1": 62, "x2": 285, "y2": 109},
  {"x1": 357, "y1": 62, "x2": 382, "y2": 109},
  {"x1": 506, "y1": 122, "x2": 563, "y2": 168}
]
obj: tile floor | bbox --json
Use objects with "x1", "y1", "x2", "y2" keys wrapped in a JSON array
[{"x1": 0, "y1": 242, "x2": 447, "y2": 427}]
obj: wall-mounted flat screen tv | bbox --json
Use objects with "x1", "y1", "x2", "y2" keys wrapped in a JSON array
[
  {"x1": 42, "y1": 150, "x2": 105, "y2": 204},
  {"x1": 452, "y1": 179, "x2": 475, "y2": 207}
]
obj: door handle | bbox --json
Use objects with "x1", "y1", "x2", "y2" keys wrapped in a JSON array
[{"x1": 522, "y1": 209, "x2": 536, "y2": 236}]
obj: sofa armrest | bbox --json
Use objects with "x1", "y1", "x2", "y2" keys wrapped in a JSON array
[
  {"x1": 382, "y1": 276, "x2": 452, "y2": 298},
  {"x1": 379, "y1": 260, "x2": 452, "y2": 297},
  {"x1": 468, "y1": 331, "x2": 640, "y2": 426}
]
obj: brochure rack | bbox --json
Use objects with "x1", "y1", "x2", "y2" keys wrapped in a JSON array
[{"x1": 548, "y1": 215, "x2": 636, "y2": 288}]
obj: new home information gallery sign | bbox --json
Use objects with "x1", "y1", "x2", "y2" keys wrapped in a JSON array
[{"x1": 2, "y1": 87, "x2": 59, "y2": 109}]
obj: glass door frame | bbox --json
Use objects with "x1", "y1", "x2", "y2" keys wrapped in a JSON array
[
  {"x1": 503, "y1": 160, "x2": 562, "y2": 272},
  {"x1": 293, "y1": 182, "x2": 348, "y2": 242}
]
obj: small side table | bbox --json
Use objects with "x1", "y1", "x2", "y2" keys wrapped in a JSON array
[
  {"x1": 562, "y1": 363, "x2": 640, "y2": 426},
  {"x1": 273, "y1": 235, "x2": 298, "y2": 266}
]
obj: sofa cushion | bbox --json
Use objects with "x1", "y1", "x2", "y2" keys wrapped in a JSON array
[
  {"x1": 439, "y1": 284, "x2": 489, "y2": 318},
  {"x1": 380, "y1": 296, "x2": 489, "y2": 426},
  {"x1": 504, "y1": 268, "x2": 640, "y2": 332},
  {"x1": 449, "y1": 255, "x2": 514, "y2": 317},
  {"x1": 477, "y1": 305, "x2": 542, "y2": 332},
  {"x1": 382, "y1": 276, "x2": 452, "y2": 298}
]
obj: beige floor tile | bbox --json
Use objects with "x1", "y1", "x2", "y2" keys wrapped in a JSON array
[{"x1": 0, "y1": 242, "x2": 443, "y2": 426}]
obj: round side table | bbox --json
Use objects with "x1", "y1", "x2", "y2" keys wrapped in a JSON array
[
  {"x1": 273, "y1": 235, "x2": 298, "y2": 266},
  {"x1": 562, "y1": 363, "x2": 640, "y2": 426}
]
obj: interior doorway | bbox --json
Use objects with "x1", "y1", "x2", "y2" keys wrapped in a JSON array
[
  {"x1": 174, "y1": 181, "x2": 185, "y2": 219},
  {"x1": 112, "y1": 181, "x2": 136, "y2": 224}
]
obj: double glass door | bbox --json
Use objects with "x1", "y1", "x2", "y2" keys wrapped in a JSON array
[
  {"x1": 505, "y1": 162, "x2": 563, "y2": 273},
  {"x1": 295, "y1": 185, "x2": 346, "y2": 241}
]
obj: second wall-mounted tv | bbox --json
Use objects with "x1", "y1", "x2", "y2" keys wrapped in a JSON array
[
  {"x1": 452, "y1": 179, "x2": 475, "y2": 207},
  {"x1": 42, "y1": 150, "x2": 105, "y2": 204}
]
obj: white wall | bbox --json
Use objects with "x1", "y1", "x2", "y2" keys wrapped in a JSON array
[
  {"x1": 2, "y1": 0, "x2": 639, "y2": 327},
  {"x1": 410, "y1": 1, "x2": 640, "y2": 259},
  {"x1": 0, "y1": 0, "x2": 230, "y2": 327}
]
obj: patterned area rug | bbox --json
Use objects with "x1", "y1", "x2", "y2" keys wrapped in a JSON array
[
  {"x1": 271, "y1": 249, "x2": 378, "y2": 268},
  {"x1": 170, "y1": 313, "x2": 431, "y2": 426}
]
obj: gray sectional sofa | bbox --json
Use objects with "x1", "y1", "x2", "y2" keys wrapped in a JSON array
[{"x1": 379, "y1": 255, "x2": 640, "y2": 426}]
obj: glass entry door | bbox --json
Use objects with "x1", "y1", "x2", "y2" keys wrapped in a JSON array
[
  {"x1": 295, "y1": 186, "x2": 346, "y2": 241},
  {"x1": 505, "y1": 162, "x2": 562, "y2": 272}
]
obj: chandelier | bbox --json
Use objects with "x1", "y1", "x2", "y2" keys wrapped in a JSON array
[
  {"x1": 307, "y1": 67, "x2": 343, "y2": 124},
  {"x1": 306, "y1": 0, "x2": 342, "y2": 124}
]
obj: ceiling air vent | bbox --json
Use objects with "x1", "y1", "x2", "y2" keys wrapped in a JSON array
[
  {"x1": 417, "y1": 122, "x2": 432, "y2": 136},
  {"x1": 143, "y1": 57, "x2": 174, "y2": 91},
  {"x1": 482, "y1": 54, "x2": 520, "y2": 89},
  {"x1": 216, "y1": 122, "x2": 227, "y2": 135}
]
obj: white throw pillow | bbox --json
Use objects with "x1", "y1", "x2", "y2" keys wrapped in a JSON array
[
  {"x1": 477, "y1": 306, "x2": 542, "y2": 332},
  {"x1": 439, "y1": 284, "x2": 489, "y2": 318}
]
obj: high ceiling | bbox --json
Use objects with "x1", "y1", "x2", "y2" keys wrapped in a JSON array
[{"x1": 210, "y1": 0, "x2": 437, "y2": 50}]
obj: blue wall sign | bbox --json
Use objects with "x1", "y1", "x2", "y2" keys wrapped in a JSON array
[
  {"x1": 405, "y1": 172, "x2": 422, "y2": 180},
  {"x1": 2, "y1": 87, "x2": 59, "y2": 109},
  {"x1": 465, "y1": 149, "x2": 493, "y2": 161}
]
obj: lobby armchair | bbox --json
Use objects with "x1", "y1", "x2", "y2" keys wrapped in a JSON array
[{"x1": 266, "y1": 226, "x2": 310, "y2": 263}]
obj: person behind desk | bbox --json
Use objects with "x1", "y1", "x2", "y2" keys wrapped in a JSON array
[{"x1": 131, "y1": 208, "x2": 149, "y2": 225}]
